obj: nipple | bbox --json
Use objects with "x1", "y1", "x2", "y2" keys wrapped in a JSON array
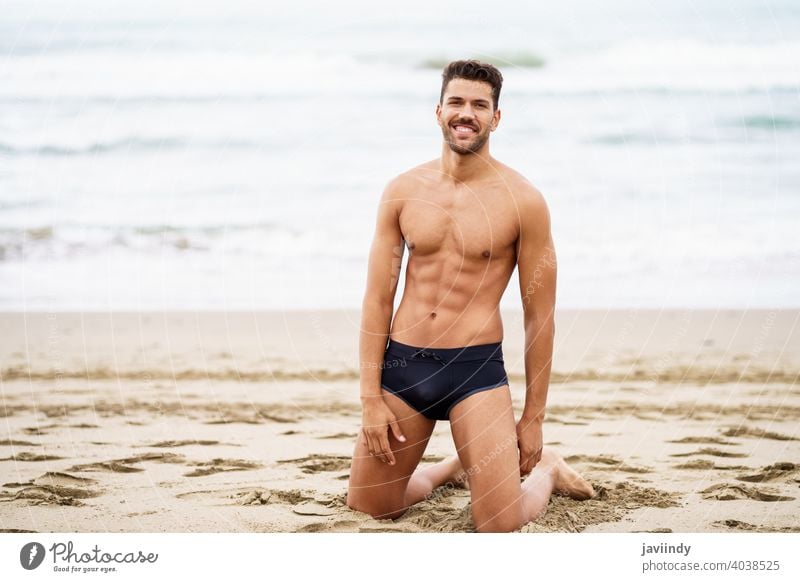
[{"x1": 482, "y1": 249, "x2": 491, "y2": 258}]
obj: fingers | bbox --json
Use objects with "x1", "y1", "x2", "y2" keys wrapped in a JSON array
[
  {"x1": 519, "y1": 448, "x2": 543, "y2": 476},
  {"x1": 378, "y1": 433, "x2": 396, "y2": 465},
  {"x1": 363, "y1": 428, "x2": 376, "y2": 458},
  {"x1": 520, "y1": 460, "x2": 532, "y2": 477},
  {"x1": 362, "y1": 428, "x2": 395, "y2": 465},
  {"x1": 389, "y1": 419, "x2": 406, "y2": 443}
]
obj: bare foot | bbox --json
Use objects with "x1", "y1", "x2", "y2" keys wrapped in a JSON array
[
  {"x1": 441, "y1": 455, "x2": 470, "y2": 490},
  {"x1": 543, "y1": 448, "x2": 595, "y2": 500}
]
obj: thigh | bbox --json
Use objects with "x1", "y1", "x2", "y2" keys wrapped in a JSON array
[
  {"x1": 448, "y1": 385, "x2": 525, "y2": 532},
  {"x1": 347, "y1": 389, "x2": 436, "y2": 517}
]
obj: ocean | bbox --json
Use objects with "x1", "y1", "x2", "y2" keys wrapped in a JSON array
[{"x1": 1, "y1": 0, "x2": 798, "y2": 310}]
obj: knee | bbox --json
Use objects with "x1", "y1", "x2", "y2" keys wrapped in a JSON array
[
  {"x1": 472, "y1": 506, "x2": 525, "y2": 533},
  {"x1": 474, "y1": 515, "x2": 524, "y2": 533},
  {"x1": 346, "y1": 490, "x2": 408, "y2": 521}
]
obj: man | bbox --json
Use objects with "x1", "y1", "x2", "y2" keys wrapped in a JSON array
[{"x1": 346, "y1": 60, "x2": 594, "y2": 533}]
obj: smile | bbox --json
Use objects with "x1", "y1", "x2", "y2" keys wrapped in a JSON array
[{"x1": 452, "y1": 124, "x2": 477, "y2": 135}]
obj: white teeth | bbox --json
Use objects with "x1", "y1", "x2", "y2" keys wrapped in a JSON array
[{"x1": 454, "y1": 125, "x2": 475, "y2": 133}]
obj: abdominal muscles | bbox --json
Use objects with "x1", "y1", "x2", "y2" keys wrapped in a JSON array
[{"x1": 389, "y1": 251, "x2": 514, "y2": 347}]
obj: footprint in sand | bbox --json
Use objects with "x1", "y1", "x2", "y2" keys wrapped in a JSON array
[
  {"x1": 316, "y1": 432, "x2": 358, "y2": 440},
  {"x1": 176, "y1": 486, "x2": 326, "y2": 510},
  {"x1": 0, "y1": 451, "x2": 64, "y2": 462},
  {"x1": 721, "y1": 426, "x2": 798, "y2": 441},
  {"x1": 145, "y1": 440, "x2": 225, "y2": 448},
  {"x1": 673, "y1": 460, "x2": 748, "y2": 471},
  {"x1": 176, "y1": 488, "x2": 274, "y2": 504},
  {"x1": 666, "y1": 436, "x2": 739, "y2": 445},
  {"x1": 205, "y1": 407, "x2": 295, "y2": 425},
  {"x1": 670, "y1": 448, "x2": 748, "y2": 458},
  {"x1": 184, "y1": 458, "x2": 262, "y2": 477},
  {"x1": 0, "y1": 472, "x2": 102, "y2": 506},
  {"x1": 700, "y1": 483, "x2": 794, "y2": 502},
  {"x1": 565, "y1": 454, "x2": 652, "y2": 474},
  {"x1": 0, "y1": 439, "x2": 41, "y2": 446},
  {"x1": 292, "y1": 500, "x2": 337, "y2": 516},
  {"x1": 21, "y1": 427, "x2": 48, "y2": 436},
  {"x1": 67, "y1": 461, "x2": 144, "y2": 473},
  {"x1": 277, "y1": 454, "x2": 351, "y2": 474},
  {"x1": 546, "y1": 416, "x2": 590, "y2": 426},
  {"x1": 714, "y1": 519, "x2": 800, "y2": 533},
  {"x1": 735, "y1": 462, "x2": 798, "y2": 483},
  {"x1": 204, "y1": 415, "x2": 265, "y2": 425},
  {"x1": 68, "y1": 452, "x2": 186, "y2": 473}
]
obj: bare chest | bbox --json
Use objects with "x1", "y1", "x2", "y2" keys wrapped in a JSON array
[{"x1": 398, "y1": 190, "x2": 519, "y2": 261}]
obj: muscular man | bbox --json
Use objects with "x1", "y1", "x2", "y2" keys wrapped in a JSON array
[{"x1": 346, "y1": 60, "x2": 594, "y2": 533}]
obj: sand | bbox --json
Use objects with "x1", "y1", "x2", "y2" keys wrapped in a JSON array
[{"x1": 0, "y1": 309, "x2": 798, "y2": 533}]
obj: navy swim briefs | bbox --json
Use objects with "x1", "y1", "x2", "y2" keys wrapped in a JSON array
[{"x1": 380, "y1": 338, "x2": 509, "y2": 421}]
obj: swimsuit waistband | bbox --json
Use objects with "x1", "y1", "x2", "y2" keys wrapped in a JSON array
[{"x1": 385, "y1": 338, "x2": 504, "y2": 364}]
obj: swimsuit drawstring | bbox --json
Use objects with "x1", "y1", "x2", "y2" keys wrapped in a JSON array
[{"x1": 411, "y1": 349, "x2": 447, "y2": 366}]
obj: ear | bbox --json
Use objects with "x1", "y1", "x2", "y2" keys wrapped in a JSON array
[
  {"x1": 491, "y1": 108, "x2": 501, "y2": 131},
  {"x1": 435, "y1": 102, "x2": 442, "y2": 122}
]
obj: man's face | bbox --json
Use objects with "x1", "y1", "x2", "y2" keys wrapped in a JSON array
[{"x1": 436, "y1": 77, "x2": 500, "y2": 155}]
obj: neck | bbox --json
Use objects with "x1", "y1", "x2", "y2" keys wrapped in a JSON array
[{"x1": 438, "y1": 142, "x2": 494, "y2": 184}]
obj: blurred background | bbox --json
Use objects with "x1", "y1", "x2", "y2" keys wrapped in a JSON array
[{"x1": 1, "y1": 0, "x2": 798, "y2": 310}]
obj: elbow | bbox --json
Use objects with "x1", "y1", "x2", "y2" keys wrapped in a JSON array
[
  {"x1": 524, "y1": 311, "x2": 555, "y2": 338},
  {"x1": 362, "y1": 294, "x2": 394, "y2": 314}
]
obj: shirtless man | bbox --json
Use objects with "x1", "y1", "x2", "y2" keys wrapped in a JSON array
[{"x1": 346, "y1": 60, "x2": 594, "y2": 533}]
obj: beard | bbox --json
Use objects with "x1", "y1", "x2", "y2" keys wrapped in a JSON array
[{"x1": 440, "y1": 121, "x2": 490, "y2": 155}]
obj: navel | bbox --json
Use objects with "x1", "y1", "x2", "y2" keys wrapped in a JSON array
[
  {"x1": 482, "y1": 249, "x2": 491, "y2": 258},
  {"x1": 430, "y1": 311, "x2": 437, "y2": 319}
]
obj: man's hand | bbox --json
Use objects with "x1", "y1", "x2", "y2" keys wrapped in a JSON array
[
  {"x1": 361, "y1": 398, "x2": 406, "y2": 465},
  {"x1": 516, "y1": 415, "x2": 543, "y2": 476}
]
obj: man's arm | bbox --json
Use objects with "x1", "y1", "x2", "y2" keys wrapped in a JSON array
[
  {"x1": 360, "y1": 178, "x2": 405, "y2": 400},
  {"x1": 358, "y1": 177, "x2": 407, "y2": 464},
  {"x1": 515, "y1": 184, "x2": 557, "y2": 474}
]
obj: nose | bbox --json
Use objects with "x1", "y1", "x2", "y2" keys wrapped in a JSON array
[{"x1": 460, "y1": 104, "x2": 475, "y2": 118}]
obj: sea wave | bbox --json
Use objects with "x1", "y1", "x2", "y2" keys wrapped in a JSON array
[
  {"x1": 2, "y1": 39, "x2": 797, "y2": 100},
  {"x1": 419, "y1": 51, "x2": 546, "y2": 70},
  {"x1": 0, "y1": 136, "x2": 264, "y2": 157},
  {"x1": 0, "y1": 221, "x2": 345, "y2": 262},
  {"x1": 741, "y1": 115, "x2": 800, "y2": 131}
]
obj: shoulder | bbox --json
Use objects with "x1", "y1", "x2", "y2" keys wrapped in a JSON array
[
  {"x1": 497, "y1": 164, "x2": 547, "y2": 206},
  {"x1": 382, "y1": 161, "x2": 438, "y2": 199},
  {"x1": 495, "y1": 164, "x2": 550, "y2": 231}
]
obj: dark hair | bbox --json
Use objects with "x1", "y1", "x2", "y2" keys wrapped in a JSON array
[{"x1": 440, "y1": 60, "x2": 504, "y2": 110}]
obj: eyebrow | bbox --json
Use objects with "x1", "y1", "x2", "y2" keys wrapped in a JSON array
[{"x1": 446, "y1": 96, "x2": 491, "y2": 105}]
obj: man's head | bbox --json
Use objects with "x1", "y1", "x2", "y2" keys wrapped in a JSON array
[
  {"x1": 436, "y1": 60, "x2": 503, "y2": 155},
  {"x1": 440, "y1": 60, "x2": 503, "y2": 110}
]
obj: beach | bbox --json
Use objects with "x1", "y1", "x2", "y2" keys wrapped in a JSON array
[{"x1": 1, "y1": 309, "x2": 798, "y2": 533}]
